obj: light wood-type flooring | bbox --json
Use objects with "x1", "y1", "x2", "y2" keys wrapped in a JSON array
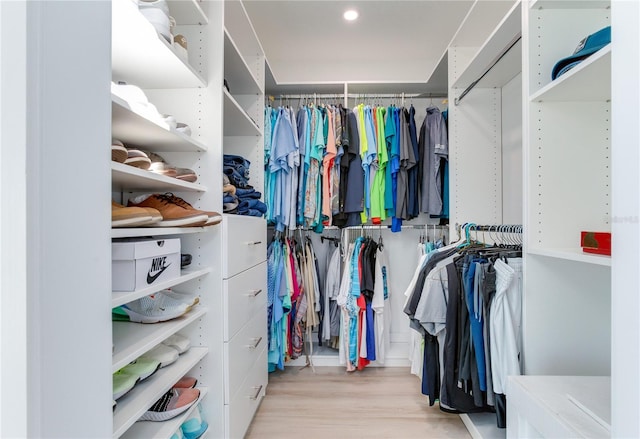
[{"x1": 245, "y1": 366, "x2": 472, "y2": 439}]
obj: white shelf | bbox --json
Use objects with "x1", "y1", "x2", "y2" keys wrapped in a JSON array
[
  {"x1": 112, "y1": 306, "x2": 208, "y2": 372},
  {"x1": 453, "y1": 2, "x2": 522, "y2": 89},
  {"x1": 113, "y1": 347, "x2": 208, "y2": 438},
  {"x1": 167, "y1": 0, "x2": 208, "y2": 25},
  {"x1": 112, "y1": 268, "x2": 212, "y2": 308},
  {"x1": 529, "y1": 44, "x2": 611, "y2": 102},
  {"x1": 111, "y1": 162, "x2": 207, "y2": 193},
  {"x1": 459, "y1": 413, "x2": 505, "y2": 439},
  {"x1": 111, "y1": 227, "x2": 209, "y2": 239},
  {"x1": 224, "y1": 29, "x2": 263, "y2": 95},
  {"x1": 120, "y1": 386, "x2": 209, "y2": 439},
  {"x1": 112, "y1": 0, "x2": 206, "y2": 89},
  {"x1": 223, "y1": 88, "x2": 261, "y2": 136},
  {"x1": 528, "y1": 247, "x2": 611, "y2": 266},
  {"x1": 224, "y1": 1, "x2": 263, "y2": 63},
  {"x1": 450, "y1": 0, "x2": 518, "y2": 47},
  {"x1": 112, "y1": 95, "x2": 207, "y2": 152},
  {"x1": 531, "y1": 0, "x2": 610, "y2": 10}
]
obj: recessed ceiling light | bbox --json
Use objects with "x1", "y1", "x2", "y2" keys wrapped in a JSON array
[{"x1": 343, "y1": 9, "x2": 358, "y2": 21}]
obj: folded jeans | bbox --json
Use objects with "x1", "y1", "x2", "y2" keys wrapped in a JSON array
[{"x1": 238, "y1": 199, "x2": 267, "y2": 214}]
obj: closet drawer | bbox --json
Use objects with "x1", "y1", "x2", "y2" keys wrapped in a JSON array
[
  {"x1": 225, "y1": 346, "x2": 267, "y2": 439},
  {"x1": 223, "y1": 262, "x2": 266, "y2": 341},
  {"x1": 222, "y1": 215, "x2": 266, "y2": 278},
  {"x1": 224, "y1": 307, "x2": 267, "y2": 404}
]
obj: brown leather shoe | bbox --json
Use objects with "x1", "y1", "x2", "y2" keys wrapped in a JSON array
[
  {"x1": 162, "y1": 193, "x2": 222, "y2": 226},
  {"x1": 128, "y1": 194, "x2": 208, "y2": 227}
]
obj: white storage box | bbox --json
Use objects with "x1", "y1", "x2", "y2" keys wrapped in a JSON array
[{"x1": 112, "y1": 238, "x2": 181, "y2": 292}]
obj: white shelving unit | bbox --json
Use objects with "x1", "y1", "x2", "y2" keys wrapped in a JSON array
[
  {"x1": 110, "y1": 0, "x2": 222, "y2": 437},
  {"x1": 514, "y1": 0, "x2": 613, "y2": 436},
  {"x1": 448, "y1": 0, "x2": 523, "y2": 231},
  {"x1": 221, "y1": 1, "x2": 267, "y2": 437}
]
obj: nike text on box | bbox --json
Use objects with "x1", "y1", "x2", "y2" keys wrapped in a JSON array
[{"x1": 112, "y1": 238, "x2": 181, "y2": 292}]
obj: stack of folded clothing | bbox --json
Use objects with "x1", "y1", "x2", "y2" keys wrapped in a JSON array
[{"x1": 223, "y1": 154, "x2": 267, "y2": 217}]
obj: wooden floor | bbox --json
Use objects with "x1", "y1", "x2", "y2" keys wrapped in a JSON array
[{"x1": 245, "y1": 367, "x2": 472, "y2": 439}]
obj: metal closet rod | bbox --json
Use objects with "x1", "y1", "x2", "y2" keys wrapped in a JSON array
[
  {"x1": 455, "y1": 223, "x2": 523, "y2": 233},
  {"x1": 326, "y1": 224, "x2": 448, "y2": 230},
  {"x1": 268, "y1": 92, "x2": 448, "y2": 100},
  {"x1": 454, "y1": 34, "x2": 522, "y2": 106}
]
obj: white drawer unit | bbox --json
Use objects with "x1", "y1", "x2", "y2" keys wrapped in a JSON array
[
  {"x1": 224, "y1": 307, "x2": 267, "y2": 404},
  {"x1": 225, "y1": 346, "x2": 268, "y2": 439},
  {"x1": 223, "y1": 262, "x2": 266, "y2": 341},
  {"x1": 222, "y1": 215, "x2": 267, "y2": 278}
]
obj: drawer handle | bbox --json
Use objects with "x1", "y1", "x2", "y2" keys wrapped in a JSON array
[
  {"x1": 245, "y1": 241, "x2": 262, "y2": 246},
  {"x1": 247, "y1": 336, "x2": 263, "y2": 349},
  {"x1": 249, "y1": 385, "x2": 263, "y2": 400},
  {"x1": 246, "y1": 289, "x2": 263, "y2": 297}
]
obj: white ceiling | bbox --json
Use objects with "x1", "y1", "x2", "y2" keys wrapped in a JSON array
[{"x1": 243, "y1": 0, "x2": 475, "y2": 94}]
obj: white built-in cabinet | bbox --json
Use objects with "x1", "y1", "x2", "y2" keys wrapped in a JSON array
[
  {"x1": 221, "y1": 2, "x2": 268, "y2": 437},
  {"x1": 111, "y1": 0, "x2": 265, "y2": 438},
  {"x1": 110, "y1": 0, "x2": 219, "y2": 437}
]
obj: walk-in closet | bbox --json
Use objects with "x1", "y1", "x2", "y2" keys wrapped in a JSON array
[{"x1": 0, "y1": 0, "x2": 637, "y2": 438}]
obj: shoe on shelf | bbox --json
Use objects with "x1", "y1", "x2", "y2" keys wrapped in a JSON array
[
  {"x1": 162, "y1": 193, "x2": 222, "y2": 226},
  {"x1": 173, "y1": 376, "x2": 197, "y2": 389},
  {"x1": 112, "y1": 201, "x2": 162, "y2": 227},
  {"x1": 137, "y1": 0, "x2": 173, "y2": 43},
  {"x1": 112, "y1": 290, "x2": 198, "y2": 324},
  {"x1": 140, "y1": 344, "x2": 180, "y2": 368},
  {"x1": 111, "y1": 81, "x2": 167, "y2": 126},
  {"x1": 180, "y1": 403, "x2": 208, "y2": 439},
  {"x1": 175, "y1": 168, "x2": 198, "y2": 183},
  {"x1": 180, "y1": 253, "x2": 192, "y2": 268},
  {"x1": 157, "y1": 289, "x2": 200, "y2": 308},
  {"x1": 173, "y1": 34, "x2": 188, "y2": 63},
  {"x1": 162, "y1": 333, "x2": 191, "y2": 354},
  {"x1": 176, "y1": 122, "x2": 192, "y2": 137},
  {"x1": 119, "y1": 357, "x2": 161, "y2": 382},
  {"x1": 138, "y1": 388, "x2": 200, "y2": 422},
  {"x1": 112, "y1": 139, "x2": 128, "y2": 163},
  {"x1": 146, "y1": 151, "x2": 179, "y2": 178},
  {"x1": 125, "y1": 149, "x2": 151, "y2": 170},
  {"x1": 112, "y1": 202, "x2": 155, "y2": 228},
  {"x1": 163, "y1": 114, "x2": 178, "y2": 130},
  {"x1": 113, "y1": 370, "x2": 139, "y2": 400},
  {"x1": 128, "y1": 194, "x2": 209, "y2": 227}
]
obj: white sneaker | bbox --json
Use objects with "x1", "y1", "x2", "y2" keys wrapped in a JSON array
[
  {"x1": 162, "y1": 334, "x2": 191, "y2": 354},
  {"x1": 138, "y1": 0, "x2": 172, "y2": 43},
  {"x1": 118, "y1": 291, "x2": 196, "y2": 324},
  {"x1": 140, "y1": 344, "x2": 180, "y2": 368}
]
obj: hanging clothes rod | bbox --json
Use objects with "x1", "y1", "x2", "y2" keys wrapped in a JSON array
[
  {"x1": 268, "y1": 92, "x2": 448, "y2": 100},
  {"x1": 454, "y1": 34, "x2": 522, "y2": 106},
  {"x1": 324, "y1": 224, "x2": 448, "y2": 230},
  {"x1": 455, "y1": 223, "x2": 523, "y2": 234}
]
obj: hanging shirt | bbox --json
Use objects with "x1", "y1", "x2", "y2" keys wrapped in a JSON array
[
  {"x1": 407, "y1": 105, "x2": 420, "y2": 219},
  {"x1": 420, "y1": 106, "x2": 449, "y2": 215},
  {"x1": 370, "y1": 106, "x2": 387, "y2": 224},
  {"x1": 343, "y1": 111, "x2": 364, "y2": 226},
  {"x1": 270, "y1": 108, "x2": 297, "y2": 232},
  {"x1": 322, "y1": 107, "x2": 337, "y2": 225}
]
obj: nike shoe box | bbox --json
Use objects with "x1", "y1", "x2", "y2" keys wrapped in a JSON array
[{"x1": 112, "y1": 238, "x2": 181, "y2": 292}]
